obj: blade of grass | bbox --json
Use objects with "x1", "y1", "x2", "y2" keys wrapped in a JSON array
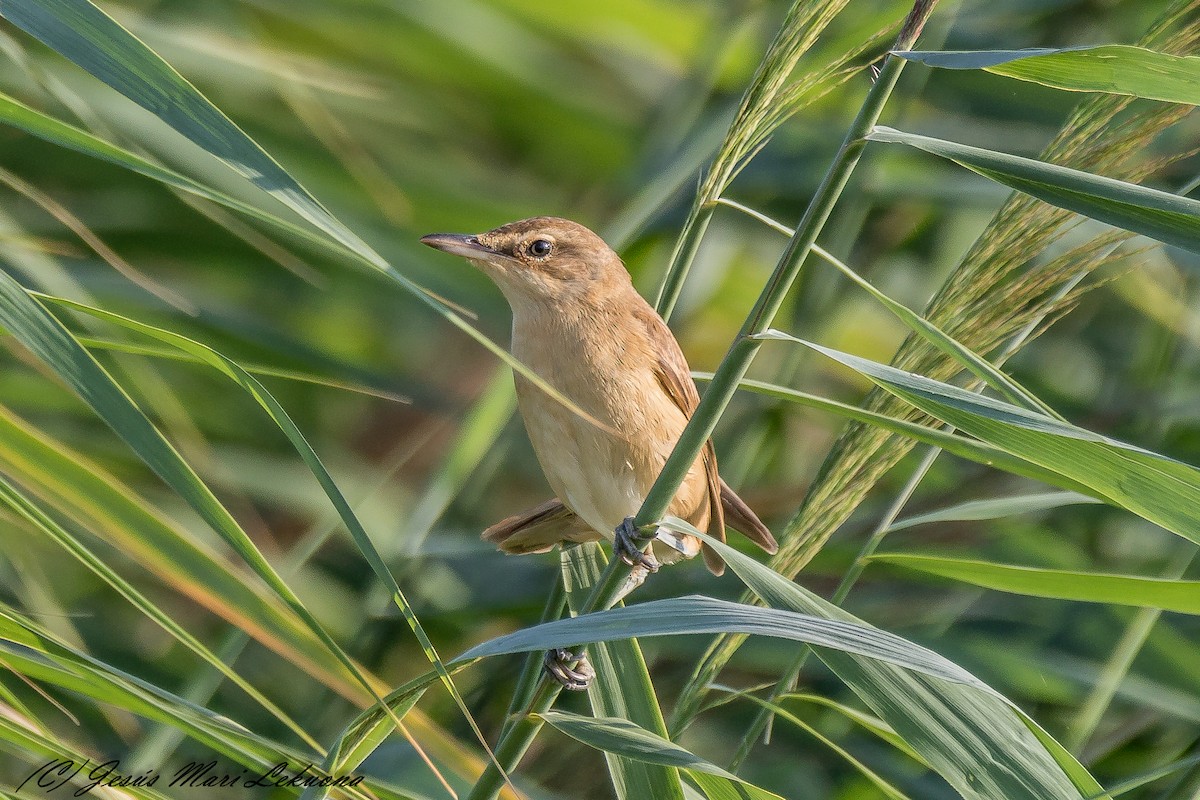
[
  {"x1": 870, "y1": 553, "x2": 1200, "y2": 613},
  {"x1": 1066, "y1": 548, "x2": 1196, "y2": 752},
  {"x1": 767, "y1": 334, "x2": 1200, "y2": 545},
  {"x1": 35, "y1": 291, "x2": 507, "y2": 793},
  {"x1": 0, "y1": 270, "x2": 467, "y2": 794},
  {"x1": 867, "y1": 126, "x2": 1200, "y2": 255},
  {"x1": 535, "y1": 711, "x2": 782, "y2": 800},
  {"x1": 0, "y1": 472, "x2": 322, "y2": 751},
  {"x1": 1, "y1": 0, "x2": 383, "y2": 266},
  {"x1": 0, "y1": 606, "x2": 379, "y2": 800},
  {"x1": 0, "y1": 405, "x2": 367, "y2": 703},
  {"x1": 703, "y1": 375, "x2": 1097, "y2": 495},
  {"x1": 73, "y1": 335, "x2": 411, "y2": 403},
  {"x1": 716, "y1": 695, "x2": 911, "y2": 799},
  {"x1": 667, "y1": 521, "x2": 1104, "y2": 800},
  {"x1": 460, "y1": 595, "x2": 994, "y2": 689},
  {"x1": 884, "y1": 491, "x2": 1101, "y2": 532},
  {"x1": 895, "y1": 46, "x2": 1200, "y2": 105},
  {"x1": 0, "y1": 714, "x2": 173, "y2": 800}
]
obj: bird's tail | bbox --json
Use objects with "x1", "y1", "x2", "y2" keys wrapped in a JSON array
[{"x1": 482, "y1": 498, "x2": 598, "y2": 554}]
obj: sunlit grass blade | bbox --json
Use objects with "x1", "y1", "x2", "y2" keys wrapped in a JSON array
[
  {"x1": 535, "y1": 711, "x2": 782, "y2": 800},
  {"x1": 35, "y1": 292, "x2": 503, "y2": 789},
  {"x1": 774, "y1": 692, "x2": 923, "y2": 763},
  {"x1": 868, "y1": 126, "x2": 1200, "y2": 255},
  {"x1": 0, "y1": 407, "x2": 506, "y2": 796},
  {"x1": 884, "y1": 491, "x2": 1101, "y2": 532},
  {"x1": 0, "y1": 472, "x2": 322, "y2": 751},
  {"x1": 0, "y1": 269, "x2": 463, "y2": 787},
  {"x1": 769, "y1": 333, "x2": 1200, "y2": 545},
  {"x1": 896, "y1": 46, "x2": 1200, "y2": 105},
  {"x1": 73, "y1": 336, "x2": 411, "y2": 403},
  {"x1": 667, "y1": 522, "x2": 1104, "y2": 800},
  {"x1": 297, "y1": 688, "x2": 431, "y2": 800},
  {"x1": 560, "y1": 545, "x2": 685, "y2": 800},
  {"x1": 871, "y1": 553, "x2": 1200, "y2": 614}
]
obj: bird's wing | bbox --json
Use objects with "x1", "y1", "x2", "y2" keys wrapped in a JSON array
[
  {"x1": 635, "y1": 305, "x2": 727, "y2": 575},
  {"x1": 482, "y1": 498, "x2": 598, "y2": 554}
]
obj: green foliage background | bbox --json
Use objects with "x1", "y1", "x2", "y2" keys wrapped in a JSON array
[{"x1": 0, "y1": 0, "x2": 1198, "y2": 799}]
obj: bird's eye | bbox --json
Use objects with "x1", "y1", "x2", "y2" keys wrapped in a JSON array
[{"x1": 527, "y1": 239, "x2": 553, "y2": 258}]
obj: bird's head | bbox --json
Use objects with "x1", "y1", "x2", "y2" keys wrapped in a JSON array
[{"x1": 420, "y1": 217, "x2": 628, "y2": 307}]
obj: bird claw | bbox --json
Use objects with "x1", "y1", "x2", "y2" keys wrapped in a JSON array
[
  {"x1": 544, "y1": 648, "x2": 595, "y2": 691},
  {"x1": 613, "y1": 517, "x2": 660, "y2": 573}
]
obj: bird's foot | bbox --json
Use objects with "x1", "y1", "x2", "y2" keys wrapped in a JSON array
[
  {"x1": 544, "y1": 648, "x2": 594, "y2": 691},
  {"x1": 613, "y1": 517, "x2": 660, "y2": 573}
]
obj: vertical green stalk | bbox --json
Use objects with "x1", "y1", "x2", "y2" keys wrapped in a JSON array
[
  {"x1": 655, "y1": 205, "x2": 715, "y2": 321},
  {"x1": 633, "y1": 0, "x2": 939, "y2": 532},
  {"x1": 465, "y1": 554, "x2": 626, "y2": 800}
]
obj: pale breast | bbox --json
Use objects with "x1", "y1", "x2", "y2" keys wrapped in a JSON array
[{"x1": 510, "y1": 306, "x2": 708, "y2": 542}]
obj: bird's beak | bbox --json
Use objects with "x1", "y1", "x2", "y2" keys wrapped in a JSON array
[{"x1": 420, "y1": 233, "x2": 506, "y2": 263}]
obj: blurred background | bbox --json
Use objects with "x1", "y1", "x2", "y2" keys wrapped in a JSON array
[{"x1": 1, "y1": 0, "x2": 1199, "y2": 797}]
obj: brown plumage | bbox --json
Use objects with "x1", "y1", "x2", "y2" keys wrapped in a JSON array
[{"x1": 421, "y1": 217, "x2": 777, "y2": 575}]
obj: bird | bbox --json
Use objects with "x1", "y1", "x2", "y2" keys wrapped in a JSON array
[
  {"x1": 420, "y1": 216, "x2": 778, "y2": 567},
  {"x1": 420, "y1": 217, "x2": 778, "y2": 686}
]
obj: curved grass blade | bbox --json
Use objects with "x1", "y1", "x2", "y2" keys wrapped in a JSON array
[
  {"x1": 885, "y1": 491, "x2": 1101, "y2": 532},
  {"x1": 0, "y1": 0, "x2": 383, "y2": 266},
  {"x1": 0, "y1": 91, "x2": 612, "y2": 434},
  {"x1": 867, "y1": 126, "x2": 1200, "y2": 255},
  {"x1": 698, "y1": 374, "x2": 1096, "y2": 494},
  {"x1": 896, "y1": 46, "x2": 1200, "y2": 105},
  {"x1": 709, "y1": 685, "x2": 924, "y2": 764},
  {"x1": 771, "y1": 334, "x2": 1200, "y2": 546},
  {"x1": 535, "y1": 711, "x2": 782, "y2": 800},
  {"x1": 871, "y1": 553, "x2": 1200, "y2": 614},
  {"x1": 34, "y1": 293, "x2": 505, "y2": 787},
  {"x1": 0, "y1": 472, "x2": 322, "y2": 751},
  {"x1": 301, "y1": 672, "x2": 460, "y2": 800},
  {"x1": 0, "y1": 406, "x2": 367, "y2": 703},
  {"x1": 667, "y1": 522, "x2": 1104, "y2": 800},
  {"x1": 297, "y1": 688, "x2": 431, "y2": 800},
  {"x1": 0, "y1": 269, "x2": 458, "y2": 786},
  {"x1": 459, "y1": 595, "x2": 990, "y2": 690},
  {"x1": 74, "y1": 336, "x2": 411, "y2": 403}
]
